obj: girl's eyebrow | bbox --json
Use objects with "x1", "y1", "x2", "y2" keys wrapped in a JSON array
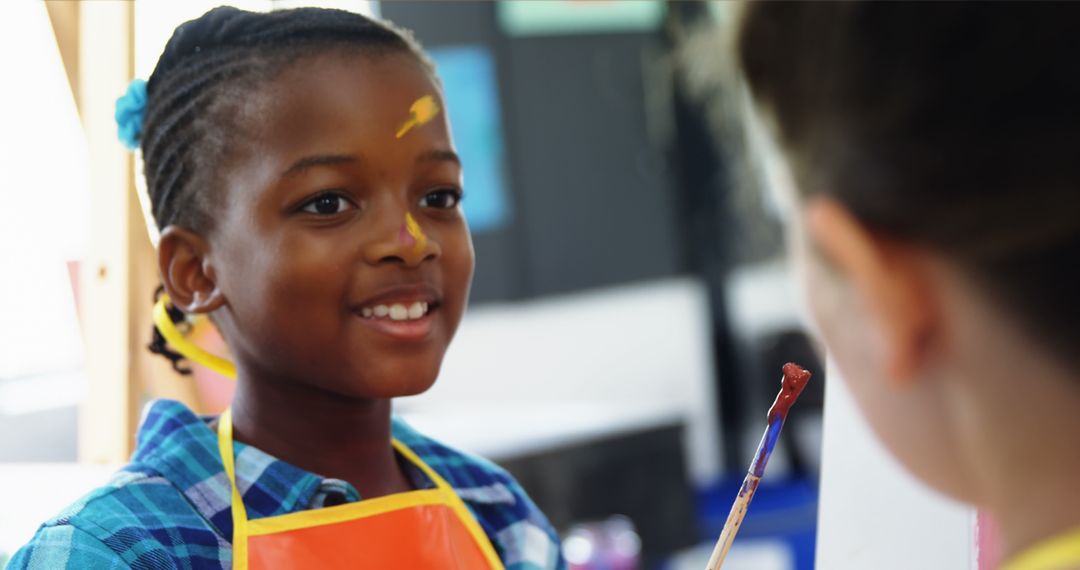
[
  {"x1": 280, "y1": 154, "x2": 357, "y2": 179},
  {"x1": 417, "y1": 149, "x2": 460, "y2": 166},
  {"x1": 279, "y1": 150, "x2": 458, "y2": 180}
]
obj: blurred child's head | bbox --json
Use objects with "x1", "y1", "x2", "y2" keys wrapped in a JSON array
[
  {"x1": 738, "y1": 3, "x2": 1080, "y2": 499},
  {"x1": 140, "y1": 7, "x2": 473, "y2": 399}
]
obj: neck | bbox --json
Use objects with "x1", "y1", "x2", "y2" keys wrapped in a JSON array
[
  {"x1": 984, "y1": 381, "x2": 1080, "y2": 560},
  {"x1": 931, "y1": 266, "x2": 1080, "y2": 561},
  {"x1": 955, "y1": 341, "x2": 1080, "y2": 560},
  {"x1": 227, "y1": 368, "x2": 411, "y2": 500}
]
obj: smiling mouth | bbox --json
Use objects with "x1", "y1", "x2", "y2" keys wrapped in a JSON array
[
  {"x1": 351, "y1": 285, "x2": 441, "y2": 341},
  {"x1": 357, "y1": 301, "x2": 434, "y2": 321},
  {"x1": 352, "y1": 299, "x2": 441, "y2": 342}
]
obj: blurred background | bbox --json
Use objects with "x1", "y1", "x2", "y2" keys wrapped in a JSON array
[{"x1": 0, "y1": 2, "x2": 826, "y2": 569}]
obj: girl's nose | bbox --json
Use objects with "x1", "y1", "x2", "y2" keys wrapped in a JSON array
[{"x1": 363, "y1": 209, "x2": 440, "y2": 267}]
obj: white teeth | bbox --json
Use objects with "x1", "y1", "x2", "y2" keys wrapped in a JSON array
[
  {"x1": 389, "y1": 304, "x2": 409, "y2": 321},
  {"x1": 361, "y1": 302, "x2": 431, "y2": 320}
]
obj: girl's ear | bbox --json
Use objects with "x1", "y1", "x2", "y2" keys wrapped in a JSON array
[
  {"x1": 803, "y1": 197, "x2": 937, "y2": 386},
  {"x1": 157, "y1": 226, "x2": 226, "y2": 314}
]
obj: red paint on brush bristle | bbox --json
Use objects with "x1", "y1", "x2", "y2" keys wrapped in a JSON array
[{"x1": 767, "y1": 363, "x2": 812, "y2": 421}]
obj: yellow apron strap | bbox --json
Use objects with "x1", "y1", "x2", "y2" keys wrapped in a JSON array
[
  {"x1": 1004, "y1": 526, "x2": 1080, "y2": 570},
  {"x1": 218, "y1": 408, "x2": 249, "y2": 570},
  {"x1": 392, "y1": 440, "x2": 506, "y2": 570},
  {"x1": 153, "y1": 294, "x2": 237, "y2": 379},
  {"x1": 216, "y1": 409, "x2": 502, "y2": 570}
]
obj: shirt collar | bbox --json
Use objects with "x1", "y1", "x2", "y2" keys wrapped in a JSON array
[
  {"x1": 130, "y1": 400, "x2": 328, "y2": 534},
  {"x1": 129, "y1": 399, "x2": 511, "y2": 537}
]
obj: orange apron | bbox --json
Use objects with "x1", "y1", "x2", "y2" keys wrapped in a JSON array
[{"x1": 218, "y1": 408, "x2": 505, "y2": 570}]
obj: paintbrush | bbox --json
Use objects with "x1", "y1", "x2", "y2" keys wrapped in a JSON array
[{"x1": 705, "y1": 362, "x2": 813, "y2": 570}]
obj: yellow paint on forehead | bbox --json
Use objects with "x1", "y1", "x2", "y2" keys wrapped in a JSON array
[{"x1": 395, "y1": 95, "x2": 441, "y2": 139}]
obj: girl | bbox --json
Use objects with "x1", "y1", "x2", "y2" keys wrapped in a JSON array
[
  {"x1": 737, "y1": 3, "x2": 1080, "y2": 569},
  {"x1": 11, "y1": 6, "x2": 564, "y2": 569}
]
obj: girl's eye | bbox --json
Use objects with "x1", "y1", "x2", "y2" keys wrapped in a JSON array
[
  {"x1": 300, "y1": 193, "x2": 354, "y2": 215},
  {"x1": 420, "y1": 188, "x2": 463, "y2": 209}
]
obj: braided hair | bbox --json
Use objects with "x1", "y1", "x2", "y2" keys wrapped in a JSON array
[{"x1": 143, "y1": 6, "x2": 435, "y2": 371}]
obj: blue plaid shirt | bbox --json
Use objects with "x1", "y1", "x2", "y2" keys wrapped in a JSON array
[{"x1": 9, "y1": 400, "x2": 566, "y2": 569}]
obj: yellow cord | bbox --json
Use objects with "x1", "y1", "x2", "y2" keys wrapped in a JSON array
[
  {"x1": 218, "y1": 408, "x2": 249, "y2": 569},
  {"x1": 153, "y1": 294, "x2": 236, "y2": 379}
]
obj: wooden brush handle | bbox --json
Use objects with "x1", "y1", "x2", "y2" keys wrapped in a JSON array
[{"x1": 705, "y1": 474, "x2": 761, "y2": 570}]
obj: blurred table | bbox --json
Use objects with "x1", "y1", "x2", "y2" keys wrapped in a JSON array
[
  {"x1": 401, "y1": 399, "x2": 700, "y2": 564},
  {"x1": 0, "y1": 463, "x2": 118, "y2": 560}
]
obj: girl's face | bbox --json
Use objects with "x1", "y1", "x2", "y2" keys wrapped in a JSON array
[
  {"x1": 208, "y1": 51, "x2": 474, "y2": 399},
  {"x1": 772, "y1": 161, "x2": 971, "y2": 501},
  {"x1": 750, "y1": 113, "x2": 970, "y2": 500}
]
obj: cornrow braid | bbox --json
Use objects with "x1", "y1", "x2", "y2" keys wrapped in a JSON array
[
  {"x1": 149, "y1": 286, "x2": 192, "y2": 375},
  {"x1": 141, "y1": 6, "x2": 432, "y2": 231},
  {"x1": 142, "y1": 6, "x2": 434, "y2": 367}
]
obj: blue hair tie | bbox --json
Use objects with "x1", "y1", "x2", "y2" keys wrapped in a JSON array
[{"x1": 115, "y1": 79, "x2": 147, "y2": 151}]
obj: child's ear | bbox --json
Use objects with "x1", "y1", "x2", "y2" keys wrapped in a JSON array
[
  {"x1": 803, "y1": 197, "x2": 937, "y2": 386},
  {"x1": 157, "y1": 226, "x2": 226, "y2": 314}
]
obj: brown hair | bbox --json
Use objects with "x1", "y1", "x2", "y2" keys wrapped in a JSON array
[{"x1": 737, "y1": 2, "x2": 1080, "y2": 364}]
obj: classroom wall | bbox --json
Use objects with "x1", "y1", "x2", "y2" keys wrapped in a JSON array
[
  {"x1": 379, "y1": 1, "x2": 686, "y2": 304},
  {"x1": 397, "y1": 277, "x2": 721, "y2": 485}
]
